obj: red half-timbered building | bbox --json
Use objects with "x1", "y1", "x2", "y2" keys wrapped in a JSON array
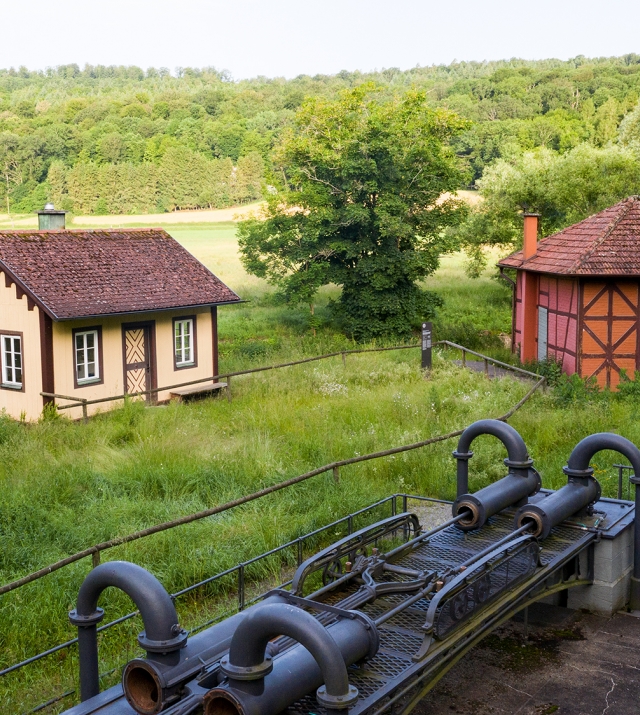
[{"x1": 499, "y1": 196, "x2": 640, "y2": 389}]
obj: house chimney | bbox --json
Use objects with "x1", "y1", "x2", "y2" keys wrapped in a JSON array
[
  {"x1": 37, "y1": 203, "x2": 67, "y2": 230},
  {"x1": 522, "y1": 213, "x2": 540, "y2": 259}
]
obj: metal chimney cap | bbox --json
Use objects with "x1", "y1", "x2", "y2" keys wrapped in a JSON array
[{"x1": 35, "y1": 204, "x2": 67, "y2": 215}]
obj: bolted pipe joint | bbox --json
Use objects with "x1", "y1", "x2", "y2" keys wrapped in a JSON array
[
  {"x1": 452, "y1": 420, "x2": 538, "y2": 531},
  {"x1": 206, "y1": 603, "x2": 378, "y2": 715},
  {"x1": 69, "y1": 561, "x2": 187, "y2": 703}
]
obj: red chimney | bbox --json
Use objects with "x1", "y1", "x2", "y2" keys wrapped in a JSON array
[{"x1": 523, "y1": 213, "x2": 540, "y2": 259}]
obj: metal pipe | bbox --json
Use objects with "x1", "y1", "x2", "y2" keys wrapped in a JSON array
[
  {"x1": 562, "y1": 433, "x2": 640, "y2": 610},
  {"x1": 123, "y1": 595, "x2": 288, "y2": 715},
  {"x1": 204, "y1": 603, "x2": 378, "y2": 715},
  {"x1": 452, "y1": 419, "x2": 533, "y2": 498},
  {"x1": 69, "y1": 561, "x2": 187, "y2": 703},
  {"x1": 451, "y1": 420, "x2": 538, "y2": 530}
]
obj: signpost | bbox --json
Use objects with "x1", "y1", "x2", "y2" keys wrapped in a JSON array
[{"x1": 421, "y1": 322, "x2": 432, "y2": 370}]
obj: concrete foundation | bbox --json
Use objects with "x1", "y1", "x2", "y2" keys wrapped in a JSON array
[{"x1": 567, "y1": 521, "x2": 634, "y2": 615}]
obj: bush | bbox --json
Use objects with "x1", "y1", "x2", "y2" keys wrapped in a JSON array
[{"x1": 523, "y1": 356, "x2": 564, "y2": 386}]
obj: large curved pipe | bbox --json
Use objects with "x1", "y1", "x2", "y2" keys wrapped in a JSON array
[
  {"x1": 205, "y1": 603, "x2": 378, "y2": 715},
  {"x1": 224, "y1": 603, "x2": 354, "y2": 698},
  {"x1": 69, "y1": 561, "x2": 186, "y2": 702},
  {"x1": 565, "y1": 433, "x2": 640, "y2": 611},
  {"x1": 453, "y1": 419, "x2": 533, "y2": 497},
  {"x1": 452, "y1": 420, "x2": 538, "y2": 531}
]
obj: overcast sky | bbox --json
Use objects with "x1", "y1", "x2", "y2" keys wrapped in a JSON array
[{"x1": 2, "y1": 0, "x2": 639, "y2": 79}]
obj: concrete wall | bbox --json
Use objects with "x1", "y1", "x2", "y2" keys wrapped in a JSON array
[
  {"x1": 53, "y1": 307, "x2": 215, "y2": 419},
  {"x1": 0, "y1": 272, "x2": 44, "y2": 421},
  {"x1": 567, "y1": 525, "x2": 634, "y2": 616}
]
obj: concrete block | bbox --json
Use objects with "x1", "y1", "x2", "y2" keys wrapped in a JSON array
[
  {"x1": 567, "y1": 566, "x2": 632, "y2": 615},
  {"x1": 591, "y1": 527, "x2": 633, "y2": 583}
]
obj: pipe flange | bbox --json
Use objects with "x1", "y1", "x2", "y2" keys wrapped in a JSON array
[
  {"x1": 455, "y1": 500, "x2": 481, "y2": 529},
  {"x1": 516, "y1": 510, "x2": 544, "y2": 539},
  {"x1": 316, "y1": 684, "x2": 359, "y2": 710},
  {"x1": 69, "y1": 607, "x2": 104, "y2": 627},
  {"x1": 452, "y1": 450, "x2": 473, "y2": 461},
  {"x1": 563, "y1": 466, "x2": 595, "y2": 479},
  {"x1": 631, "y1": 475, "x2": 640, "y2": 485},
  {"x1": 346, "y1": 611, "x2": 379, "y2": 660},
  {"x1": 503, "y1": 457, "x2": 534, "y2": 470},
  {"x1": 138, "y1": 628, "x2": 188, "y2": 654},
  {"x1": 220, "y1": 654, "x2": 273, "y2": 681}
]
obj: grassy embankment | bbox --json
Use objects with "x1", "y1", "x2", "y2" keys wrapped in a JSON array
[{"x1": 1, "y1": 222, "x2": 639, "y2": 712}]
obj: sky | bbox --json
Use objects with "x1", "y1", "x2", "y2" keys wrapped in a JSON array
[{"x1": 2, "y1": 0, "x2": 639, "y2": 79}]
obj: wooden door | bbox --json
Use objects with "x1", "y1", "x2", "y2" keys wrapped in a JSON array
[
  {"x1": 580, "y1": 281, "x2": 639, "y2": 389},
  {"x1": 122, "y1": 323, "x2": 156, "y2": 400}
]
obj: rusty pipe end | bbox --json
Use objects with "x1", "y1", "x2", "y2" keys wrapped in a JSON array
[
  {"x1": 122, "y1": 660, "x2": 165, "y2": 715},
  {"x1": 204, "y1": 689, "x2": 245, "y2": 715}
]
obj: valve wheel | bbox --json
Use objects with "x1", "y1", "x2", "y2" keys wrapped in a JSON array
[
  {"x1": 449, "y1": 590, "x2": 468, "y2": 621},
  {"x1": 474, "y1": 575, "x2": 491, "y2": 604},
  {"x1": 322, "y1": 558, "x2": 344, "y2": 585}
]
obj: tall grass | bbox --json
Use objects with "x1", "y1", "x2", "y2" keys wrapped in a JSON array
[{"x1": 1, "y1": 236, "x2": 638, "y2": 712}]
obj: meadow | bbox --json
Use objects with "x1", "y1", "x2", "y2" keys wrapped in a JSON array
[{"x1": 1, "y1": 225, "x2": 640, "y2": 712}]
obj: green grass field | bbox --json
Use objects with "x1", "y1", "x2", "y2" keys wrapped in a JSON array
[{"x1": 1, "y1": 226, "x2": 638, "y2": 712}]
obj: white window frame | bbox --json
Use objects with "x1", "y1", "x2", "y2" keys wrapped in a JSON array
[
  {"x1": 75, "y1": 329, "x2": 100, "y2": 385},
  {"x1": 1, "y1": 334, "x2": 23, "y2": 389},
  {"x1": 174, "y1": 318, "x2": 195, "y2": 367}
]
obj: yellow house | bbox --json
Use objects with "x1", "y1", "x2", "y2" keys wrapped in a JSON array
[{"x1": 0, "y1": 219, "x2": 240, "y2": 421}]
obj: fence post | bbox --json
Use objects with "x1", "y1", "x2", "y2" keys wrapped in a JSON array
[
  {"x1": 342, "y1": 352, "x2": 346, "y2": 366},
  {"x1": 333, "y1": 466, "x2": 340, "y2": 483},
  {"x1": 421, "y1": 322, "x2": 432, "y2": 370},
  {"x1": 92, "y1": 550, "x2": 100, "y2": 568},
  {"x1": 82, "y1": 399, "x2": 88, "y2": 423},
  {"x1": 462, "y1": 349, "x2": 466, "y2": 368},
  {"x1": 484, "y1": 358, "x2": 489, "y2": 377},
  {"x1": 226, "y1": 376, "x2": 232, "y2": 403}
]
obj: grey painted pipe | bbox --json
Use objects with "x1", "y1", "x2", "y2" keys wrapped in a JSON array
[
  {"x1": 452, "y1": 419, "x2": 537, "y2": 530},
  {"x1": 452, "y1": 419, "x2": 533, "y2": 498},
  {"x1": 69, "y1": 561, "x2": 187, "y2": 702},
  {"x1": 514, "y1": 479, "x2": 601, "y2": 540},
  {"x1": 122, "y1": 595, "x2": 288, "y2": 715},
  {"x1": 204, "y1": 603, "x2": 378, "y2": 715},
  {"x1": 565, "y1": 433, "x2": 640, "y2": 610}
]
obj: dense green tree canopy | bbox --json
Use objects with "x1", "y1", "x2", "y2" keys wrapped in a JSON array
[
  {"x1": 2, "y1": 56, "x2": 640, "y2": 213},
  {"x1": 455, "y1": 143, "x2": 640, "y2": 276},
  {"x1": 237, "y1": 85, "x2": 467, "y2": 341}
]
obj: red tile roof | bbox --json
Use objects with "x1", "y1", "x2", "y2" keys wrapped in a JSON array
[
  {"x1": 498, "y1": 196, "x2": 640, "y2": 276},
  {"x1": 0, "y1": 228, "x2": 240, "y2": 320}
]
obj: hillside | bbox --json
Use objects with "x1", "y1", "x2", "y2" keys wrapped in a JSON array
[{"x1": 1, "y1": 56, "x2": 640, "y2": 214}]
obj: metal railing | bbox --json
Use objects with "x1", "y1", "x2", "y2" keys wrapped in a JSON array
[
  {"x1": 40, "y1": 339, "x2": 540, "y2": 418},
  {"x1": 41, "y1": 344, "x2": 421, "y2": 418},
  {"x1": 3, "y1": 493, "x2": 442, "y2": 714},
  {"x1": 3, "y1": 376, "x2": 545, "y2": 597}
]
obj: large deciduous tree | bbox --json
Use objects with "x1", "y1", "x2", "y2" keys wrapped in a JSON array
[{"x1": 237, "y1": 85, "x2": 468, "y2": 341}]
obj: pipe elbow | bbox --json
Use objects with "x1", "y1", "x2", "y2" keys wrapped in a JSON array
[
  {"x1": 566, "y1": 433, "x2": 640, "y2": 479},
  {"x1": 70, "y1": 561, "x2": 186, "y2": 653},
  {"x1": 454, "y1": 419, "x2": 531, "y2": 468},
  {"x1": 221, "y1": 603, "x2": 369, "y2": 706}
]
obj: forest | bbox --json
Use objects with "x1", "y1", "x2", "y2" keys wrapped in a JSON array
[{"x1": 1, "y1": 55, "x2": 640, "y2": 217}]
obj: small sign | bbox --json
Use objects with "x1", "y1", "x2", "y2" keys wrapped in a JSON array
[{"x1": 421, "y1": 322, "x2": 432, "y2": 369}]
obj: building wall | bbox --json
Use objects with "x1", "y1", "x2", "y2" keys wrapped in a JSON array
[
  {"x1": 0, "y1": 272, "x2": 45, "y2": 421},
  {"x1": 52, "y1": 307, "x2": 215, "y2": 419},
  {"x1": 538, "y1": 275, "x2": 579, "y2": 374},
  {"x1": 579, "y1": 280, "x2": 639, "y2": 389},
  {"x1": 514, "y1": 271, "x2": 580, "y2": 373}
]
